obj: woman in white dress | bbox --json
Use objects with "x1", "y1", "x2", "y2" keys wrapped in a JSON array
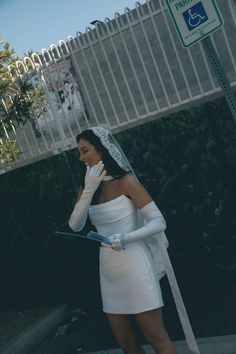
[{"x1": 69, "y1": 126, "x2": 177, "y2": 354}]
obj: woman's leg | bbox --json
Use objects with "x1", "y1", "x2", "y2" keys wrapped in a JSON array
[
  {"x1": 106, "y1": 313, "x2": 146, "y2": 354},
  {"x1": 135, "y1": 308, "x2": 177, "y2": 354}
]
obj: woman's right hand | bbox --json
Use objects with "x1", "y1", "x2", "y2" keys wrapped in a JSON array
[
  {"x1": 84, "y1": 161, "x2": 106, "y2": 191},
  {"x1": 69, "y1": 161, "x2": 106, "y2": 232}
]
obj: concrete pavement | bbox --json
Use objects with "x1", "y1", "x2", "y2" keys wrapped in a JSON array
[{"x1": 0, "y1": 305, "x2": 70, "y2": 354}]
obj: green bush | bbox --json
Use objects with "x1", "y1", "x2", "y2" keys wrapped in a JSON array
[
  {"x1": 117, "y1": 97, "x2": 236, "y2": 272},
  {"x1": 0, "y1": 97, "x2": 235, "y2": 311}
]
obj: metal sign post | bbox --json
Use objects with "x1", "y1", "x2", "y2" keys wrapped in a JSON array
[
  {"x1": 166, "y1": 0, "x2": 236, "y2": 123},
  {"x1": 202, "y1": 36, "x2": 236, "y2": 123}
]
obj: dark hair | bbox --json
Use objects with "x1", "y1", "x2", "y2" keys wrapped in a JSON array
[{"x1": 76, "y1": 129, "x2": 130, "y2": 204}]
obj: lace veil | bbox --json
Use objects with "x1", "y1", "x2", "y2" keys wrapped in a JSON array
[{"x1": 91, "y1": 127, "x2": 130, "y2": 172}]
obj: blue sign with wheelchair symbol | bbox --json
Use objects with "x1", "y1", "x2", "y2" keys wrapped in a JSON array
[{"x1": 183, "y1": 2, "x2": 208, "y2": 31}]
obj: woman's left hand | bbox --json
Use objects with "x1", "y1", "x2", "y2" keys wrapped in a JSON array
[{"x1": 103, "y1": 233, "x2": 126, "y2": 251}]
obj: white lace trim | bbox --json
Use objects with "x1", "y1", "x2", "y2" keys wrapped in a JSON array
[{"x1": 91, "y1": 127, "x2": 129, "y2": 171}]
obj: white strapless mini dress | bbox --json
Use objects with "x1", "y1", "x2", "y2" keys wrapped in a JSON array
[{"x1": 89, "y1": 195, "x2": 164, "y2": 314}]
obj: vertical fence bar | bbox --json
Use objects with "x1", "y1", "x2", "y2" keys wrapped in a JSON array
[
  {"x1": 84, "y1": 27, "x2": 121, "y2": 125},
  {"x1": 41, "y1": 48, "x2": 68, "y2": 144},
  {"x1": 114, "y1": 13, "x2": 150, "y2": 115},
  {"x1": 146, "y1": 0, "x2": 182, "y2": 104},
  {"x1": 94, "y1": 22, "x2": 131, "y2": 122},
  {"x1": 53, "y1": 42, "x2": 86, "y2": 136},
  {"x1": 202, "y1": 36, "x2": 236, "y2": 122},
  {"x1": 135, "y1": 2, "x2": 172, "y2": 107},
  {"x1": 0, "y1": 119, "x2": 17, "y2": 162},
  {"x1": 228, "y1": 0, "x2": 236, "y2": 28},
  {"x1": 1, "y1": 99, "x2": 25, "y2": 161},
  {"x1": 159, "y1": 0, "x2": 193, "y2": 99},
  {"x1": 124, "y1": 7, "x2": 160, "y2": 111},
  {"x1": 34, "y1": 61, "x2": 58, "y2": 147},
  {"x1": 198, "y1": 43, "x2": 218, "y2": 91},
  {"x1": 186, "y1": 46, "x2": 205, "y2": 96},
  {"x1": 104, "y1": 18, "x2": 140, "y2": 119},
  {"x1": 15, "y1": 60, "x2": 43, "y2": 154},
  {"x1": 61, "y1": 38, "x2": 90, "y2": 129},
  {"x1": 75, "y1": 31, "x2": 114, "y2": 127},
  {"x1": 67, "y1": 37, "x2": 100, "y2": 128},
  {"x1": 23, "y1": 57, "x2": 51, "y2": 151},
  {"x1": 47, "y1": 47, "x2": 75, "y2": 141},
  {"x1": 221, "y1": 27, "x2": 236, "y2": 74},
  {"x1": 8, "y1": 94, "x2": 35, "y2": 158}
]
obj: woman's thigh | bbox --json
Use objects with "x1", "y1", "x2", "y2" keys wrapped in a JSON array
[
  {"x1": 106, "y1": 313, "x2": 139, "y2": 346},
  {"x1": 135, "y1": 308, "x2": 169, "y2": 341}
]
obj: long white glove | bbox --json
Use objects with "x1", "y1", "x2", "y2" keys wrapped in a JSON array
[
  {"x1": 69, "y1": 161, "x2": 106, "y2": 232},
  {"x1": 108, "y1": 201, "x2": 166, "y2": 251}
]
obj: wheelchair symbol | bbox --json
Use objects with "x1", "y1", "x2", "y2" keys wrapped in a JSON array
[
  {"x1": 188, "y1": 9, "x2": 206, "y2": 27},
  {"x1": 183, "y1": 2, "x2": 208, "y2": 31}
]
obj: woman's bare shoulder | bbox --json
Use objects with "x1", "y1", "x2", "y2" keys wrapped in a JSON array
[
  {"x1": 119, "y1": 173, "x2": 137, "y2": 187},
  {"x1": 119, "y1": 173, "x2": 152, "y2": 208}
]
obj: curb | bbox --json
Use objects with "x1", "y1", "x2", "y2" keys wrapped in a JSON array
[
  {"x1": 85, "y1": 335, "x2": 236, "y2": 354},
  {"x1": 174, "y1": 334, "x2": 236, "y2": 354},
  {"x1": 0, "y1": 304, "x2": 70, "y2": 354}
]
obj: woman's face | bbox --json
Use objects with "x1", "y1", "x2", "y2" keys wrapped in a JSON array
[{"x1": 78, "y1": 138, "x2": 103, "y2": 167}]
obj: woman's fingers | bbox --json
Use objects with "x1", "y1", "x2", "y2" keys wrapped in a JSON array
[
  {"x1": 85, "y1": 165, "x2": 90, "y2": 176},
  {"x1": 96, "y1": 162, "x2": 104, "y2": 174},
  {"x1": 86, "y1": 161, "x2": 105, "y2": 181},
  {"x1": 92, "y1": 161, "x2": 104, "y2": 176},
  {"x1": 100, "y1": 170, "x2": 107, "y2": 180}
]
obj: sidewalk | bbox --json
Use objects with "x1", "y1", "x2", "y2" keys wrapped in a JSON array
[
  {"x1": 92, "y1": 336, "x2": 236, "y2": 354},
  {"x1": 0, "y1": 305, "x2": 70, "y2": 354},
  {"x1": 0, "y1": 304, "x2": 235, "y2": 354}
]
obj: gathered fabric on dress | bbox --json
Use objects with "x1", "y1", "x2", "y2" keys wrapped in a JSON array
[{"x1": 89, "y1": 194, "x2": 164, "y2": 314}]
